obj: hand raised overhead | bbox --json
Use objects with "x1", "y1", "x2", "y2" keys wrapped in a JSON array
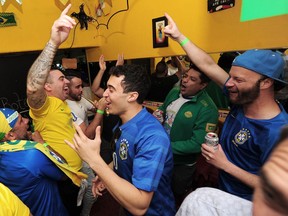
[
  {"x1": 49, "y1": 4, "x2": 77, "y2": 47},
  {"x1": 163, "y1": 13, "x2": 182, "y2": 40}
]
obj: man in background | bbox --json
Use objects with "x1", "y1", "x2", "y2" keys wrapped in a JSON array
[
  {"x1": 64, "y1": 68, "x2": 107, "y2": 216},
  {"x1": 65, "y1": 68, "x2": 106, "y2": 139},
  {"x1": 153, "y1": 63, "x2": 218, "y2": 206},
  {"x1": 146, "y1": 57, "x2": 183, "y2": 102},
  {"x1": 91, "y1": 54, "x2": 123, "y2": 164}
]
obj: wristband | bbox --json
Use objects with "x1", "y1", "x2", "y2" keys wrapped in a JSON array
[
  {"x1": 43, "y1": 143, "x2": 49, "y2": 147},
  {"x1": 97, "y1": 109, "x2": 105, "y2": 115},
  {"x1": 180, "y1": 38, "x2": 189, "y2": 46}
]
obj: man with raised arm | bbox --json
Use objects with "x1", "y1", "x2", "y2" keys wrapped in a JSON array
[
  {"x1": 26, "y1": 5, "x2": 83, "y2": 215},
  {"x1": 163, "y1": 13, "x2": 288, "y2": 200},
  {"x1": 91, "y1": 54, "x2": 124, "y2": 98}
]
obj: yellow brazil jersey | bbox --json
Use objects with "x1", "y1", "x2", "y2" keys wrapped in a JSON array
[
  {"x1": 0, "y1": 183, "x2": 30, "y2": 216},
  {"x1": 29, "y1": 96, "x2": 82, "y2": 171}
]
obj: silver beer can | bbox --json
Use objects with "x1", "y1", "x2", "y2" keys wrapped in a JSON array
[
  {"x1": 205, "y1": 132, "x2": 219, "y2": 150},
  {"x1": 153, "y1": 109, "x2": 164, "y2": 123}
]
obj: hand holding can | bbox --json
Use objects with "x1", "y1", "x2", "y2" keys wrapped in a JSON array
[
  {"x1": 153, "y1": 109, "x2": 164, "y2": 123},
  {"x1": 205, "y1": 132, "x2": 219, "y2": 150}
]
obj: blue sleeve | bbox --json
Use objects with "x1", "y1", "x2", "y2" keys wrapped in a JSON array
[
  {"x1": 132, "y1": 133, "x2": 169, "y2": 191},
  {"x1": 24, "y1": 150, "x2": 65, "y2": 181}
]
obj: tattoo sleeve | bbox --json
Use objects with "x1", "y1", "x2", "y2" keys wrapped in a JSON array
[{"x1": 27, "y1": 42, "x2": 57, "y2": 109}]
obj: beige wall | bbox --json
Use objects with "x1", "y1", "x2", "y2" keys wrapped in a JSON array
[{"x1": 1, "y1": 1, "x2": 287, "y2": 60}]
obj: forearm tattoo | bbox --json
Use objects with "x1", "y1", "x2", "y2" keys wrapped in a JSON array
[{"x1": 27, "y1": 42, "x2": 57, "y2": 108}]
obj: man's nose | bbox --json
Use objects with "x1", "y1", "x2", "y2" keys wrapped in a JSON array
[
  {"x1": 225, "y1": 77, "x2": 234, "y2": 87},
  {"x1": 182, "y1": 76, "x2": 188, "y2": 83},
  {"x1": 24, "y1": 117, "x2": 30, "y2": 124},
  {"x1": 65, "y1": 78, "x2": 70, "y2": 84},
  {"x1": 103, "y1": 89, "x2": 108, "y2": 97}
]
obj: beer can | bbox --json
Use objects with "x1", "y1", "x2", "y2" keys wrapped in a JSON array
[
  {"x1": 205, "y1": 132, "x2": 219, "y2": 150},
  {"x1": 153, "y1": 109, "x2": 164, "y2": 123}
]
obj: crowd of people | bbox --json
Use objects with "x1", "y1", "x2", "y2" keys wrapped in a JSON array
[{"x1": 1, "y1": 4, "x2": 288, "y2": 216}]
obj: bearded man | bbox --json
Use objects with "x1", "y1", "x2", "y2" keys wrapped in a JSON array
[{"x1": 163, "y1": 12, "x2": 288, "y2": 201}]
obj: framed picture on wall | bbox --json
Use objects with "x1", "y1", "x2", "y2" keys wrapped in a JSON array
[{"x1": 152, "y1": 16, "x2": 168, "y2": 48}]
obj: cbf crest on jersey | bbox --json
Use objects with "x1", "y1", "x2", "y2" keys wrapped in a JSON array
[
  {"x1": 119, "y1": 139, "x2": 129, "y2": 160},
  {"x1": 233, "y1": 128, "x2": 251, "y2": 146}
]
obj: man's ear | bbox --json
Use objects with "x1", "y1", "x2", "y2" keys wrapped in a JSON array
[
  {"x1": 260, "y1": 78, "x2": 274, "y2": 89},
  {"x1": 127, "y1": 92, "x2": 139, "y2": 102},
  {"x1": 4, "y1": 131, "x2": 17, "y2": 141},
  {"x1": 44, "y1": 82, "x2": 52, "y2": 92},
  {"x1": 200, "y1": 82, "x2": 208, "y2": 90}
]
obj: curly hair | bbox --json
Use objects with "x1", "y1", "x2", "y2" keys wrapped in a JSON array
[{"x1": 109, "y1": 64, "x2": 151, "y2": 104}]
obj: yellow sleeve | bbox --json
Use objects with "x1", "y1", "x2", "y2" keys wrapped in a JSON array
[{"x1": 0, "y1": 183, "x2": 30, "y2": 216}]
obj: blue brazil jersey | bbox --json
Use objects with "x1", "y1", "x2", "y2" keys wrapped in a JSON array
[
  {"x1": 219, "y1": 104, "x2": 288, "y2": 200},
  {"x1": 113, "y1": 108, "x2": 176, "y2": 216},
  {"x1": 0, "y1": 146, "x2": 68, "y2": 216}
]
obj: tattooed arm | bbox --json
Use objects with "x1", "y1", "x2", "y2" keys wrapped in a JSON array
[
  {"x1": 26, "y1": 4, "x2": 76, "y2": 109},
  {"x1": 26, "y1": 42, "x2": 57, "y2": 109}
]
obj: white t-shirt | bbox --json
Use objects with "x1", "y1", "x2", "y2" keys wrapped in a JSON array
[
  {"x1": 66, "y1": 97, "x2": 94, "y2": 126},
  {"x1": 163, "y1": 94, "x2": 190, "y2": 135}
]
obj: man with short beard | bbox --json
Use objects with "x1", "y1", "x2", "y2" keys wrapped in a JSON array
[
  {"x1": 64, "y1": 68, "x2": 106, "y2": 216},
  {"x1": 163, "y1": 13, "x2": 288, "y2": 201},
  {"x1": 65, "y1": 69, "x2": 96, "y2": 126},
  {"x1": 64, "y1": 69, "x2": 106, "y2": 139}
]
